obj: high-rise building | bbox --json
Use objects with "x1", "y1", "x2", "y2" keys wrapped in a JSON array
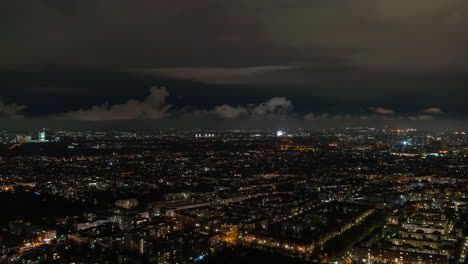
[{"x1": 39, "y1": 129, "x2": 46, "y2": 142}]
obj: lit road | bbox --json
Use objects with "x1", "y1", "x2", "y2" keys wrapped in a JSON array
[{"x1": 460, "y1": 238, "x2": 468, "y2": 263}]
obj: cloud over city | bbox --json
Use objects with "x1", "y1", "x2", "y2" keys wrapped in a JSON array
[
  {"x1": 0, "y1": 97, "x2": 26, "y2": 120},
  {"x1": 204, "y1": 97, "x2": 293, "y2": 119},
  {"x1": 56, "y1": 87, "x2": 171, "y2": 121}
]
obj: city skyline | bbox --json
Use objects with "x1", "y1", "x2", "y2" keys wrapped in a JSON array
[
  {"x1": 0, "y1": 127, "x2": 467, "y2": 263},
  {"x1": 1, "y1": 1, "x2": 468, "y2": 264}
]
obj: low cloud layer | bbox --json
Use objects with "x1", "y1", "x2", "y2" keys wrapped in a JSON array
[
  {"x1": 206, "y1": 97, "x2": 293, "y2": 119},
  {"x1": 409, "y1": 114, "x2": 433, "y2": 121},
  {"x1": 0, "y1": 86, "x2": 453, "y2": 124},
  {"x1": 57, "y1": 87, "x2": 171, "y2": 121},
  {"x1": 304, "y1": 113, "x2": 330, "y2": 121},
  {"x1": 53, "y1": 88, "x2": 293, "y2": 121},
  {"x1": 424, "y1": 107, "x2": 444, "y2": 114},
  {"x1": 304, "y1": 105, "x2": 446, "y2": 122},
  {"x1": 56, "y1": 86, "x2": 446, "y2": 122},
  {"x1": 370, "y1": 107, "x2": 394, "y2": 115},
  {"x1": 0, "y1": 97, "x2": 26, "y2": 119},
  {"x1": 303, "y1": 113, "x2": 436, "y2": 122}
]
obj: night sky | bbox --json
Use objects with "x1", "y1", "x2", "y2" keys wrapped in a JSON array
[{"x1": 2, "y1": 0, "x2": 468, "y2": 128}]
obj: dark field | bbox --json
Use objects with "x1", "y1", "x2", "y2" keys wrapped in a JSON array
[{"x1": 0, "y1": 191, "x2": 84, "y2": 225}]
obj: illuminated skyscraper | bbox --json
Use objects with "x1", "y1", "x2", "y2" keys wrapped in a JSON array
[{"x1": 39, "y1": 129, "x2": 46, "y2": 142}]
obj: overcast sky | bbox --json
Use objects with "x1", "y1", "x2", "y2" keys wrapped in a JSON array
[{"x1": 1, "y1": 0, "x2": 468, "y2": 128}]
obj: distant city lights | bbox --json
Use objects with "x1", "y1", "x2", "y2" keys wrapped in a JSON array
[{"x1": 401, "y1": 141, "x2": 411, "y2": 146}]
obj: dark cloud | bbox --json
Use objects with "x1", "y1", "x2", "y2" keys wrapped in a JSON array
[
  {"x1": 303, "y1": 112, "x2": 437, "y2": 122},
  {"x1": 55, "y1": 87, "x2": 171, "y2": 121},
  {"x1": 0, "y1": 97, "x2": 26, "y2": 119},
  {"x1": 53, "y1": 85, "x2": 294, "y2": 121},
  {"x1": 408, "y1": 115, "x2": 433, "y2": 121},
  {"x1": 3, "y1": 0, "x2": 468, "y2": 70},
  {"x1": 369, "y1": 107, "x2": 395, "y2": 115},
  {"x1": 423, "y1": 107, "x2": 444, "y2": 114},
  {"x1": 199, "y1": 97, "x2": 293, "y2": 120},
  {"x1": 0, "y1": 85, "x2": 452, "y2": 125},
  {"x1": 2, "y1": 0, "x2": 468, "y2": 124},
  {"x1": 303, "y1": 113, "x2": 330, "y2": 121}
]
